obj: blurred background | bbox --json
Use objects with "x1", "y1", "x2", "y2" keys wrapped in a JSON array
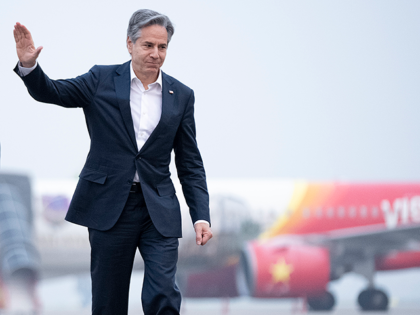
[{"x1": 1, "y1": 0, "x2": 420, "y2": 314}]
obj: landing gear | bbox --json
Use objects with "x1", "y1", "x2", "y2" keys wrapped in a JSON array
[
  {"x1": 351, "y1": 255, "x2": 389, "y2": 311},
  {"x1": 357, "y1": 288, "x2": 389, "y2": 311},
  {"x1": 307, "y1": 291, "x2": 335, "y2": 311}
]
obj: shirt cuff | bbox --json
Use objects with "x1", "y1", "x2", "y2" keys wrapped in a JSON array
[
  {"x1": 194, "y1": 220, "x2": 210, "y2": 226},
  {"x1": 18, "y1": 61, "x2": 37, "y2": 76}
]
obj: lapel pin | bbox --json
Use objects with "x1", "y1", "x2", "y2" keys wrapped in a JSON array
[{"x1": 169, "y1": 90, "x2": 174, "y2": 94}]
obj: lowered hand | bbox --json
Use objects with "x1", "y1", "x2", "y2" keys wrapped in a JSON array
[{"x1": 194, "y1": 222, "x2": 213, "y2": 246}]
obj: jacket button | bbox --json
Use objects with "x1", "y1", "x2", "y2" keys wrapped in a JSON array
[{"x1": 138, "y1": 157, "x2": 142, "y2": 160}]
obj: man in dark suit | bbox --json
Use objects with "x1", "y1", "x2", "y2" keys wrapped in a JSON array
[{"x1": 13, "y1": 9, "x2": 212, "y2": 315}]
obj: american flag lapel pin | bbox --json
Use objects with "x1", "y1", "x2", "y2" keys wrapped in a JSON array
[{"x1": 169, "y1": 90, "x2": 174, "y2": 94}]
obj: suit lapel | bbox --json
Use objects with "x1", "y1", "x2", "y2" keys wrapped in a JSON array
[
  {"x1": 139, "y1": 72, "x2": 175, "y2": 154},
  {"x1": 114, "y1": 61, "x2": 138, "y2": 151}
]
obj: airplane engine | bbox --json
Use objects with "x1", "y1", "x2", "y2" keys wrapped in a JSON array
[
  {"x1": 376, "y1": 250, "x2": 420, "y2": 270},
  {"x1": 239, "y1": 239, "x2": 330, "y2": 298}
]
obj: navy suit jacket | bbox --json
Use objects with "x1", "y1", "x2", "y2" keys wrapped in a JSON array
[{"x1": 14, "y1": 61, "x2": 210, "y2": 237}]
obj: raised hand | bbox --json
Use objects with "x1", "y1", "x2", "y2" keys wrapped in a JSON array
[{"x1": 13, "y1": 22, "x2": 43, "y2": 68}]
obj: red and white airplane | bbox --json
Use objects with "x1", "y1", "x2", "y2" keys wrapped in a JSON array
[{"x1": 178, "y1": 180, "x2": 420, "y2": 311}]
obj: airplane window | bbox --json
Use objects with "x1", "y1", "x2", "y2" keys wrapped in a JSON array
[
  {"x1": 360, "y1": 205, "x2": 368, "y2": 218},
  {"x1": 349, "y1": 206, "x2": 357, "y2": 218},
  {"x1": 338, "y1": 206, "x2": 345, "y2": 218},
  {"x1": 326, "y1": 207, "x2": 334, "y2": 218},
  {"x1": 302, "y1": 208, "x2": 310, "y2": 218},
  {"x1": 316, "y1": 207, "x2": 323, "y2": 218},
  {"x1": 371, "y1": 206, "x2": 379, "y2": 218}
]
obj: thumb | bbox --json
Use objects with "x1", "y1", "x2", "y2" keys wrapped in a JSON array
[
  {"x1": 34, "y1": 46, "x2": 43, "y2": 58},
  {"x1": 195, "y1": 226, "x2": 203, "y2": 245}
]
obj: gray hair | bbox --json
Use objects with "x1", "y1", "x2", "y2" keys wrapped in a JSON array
[{"x1": 127, "y1": 9, "x2": 174, "y2": 44}]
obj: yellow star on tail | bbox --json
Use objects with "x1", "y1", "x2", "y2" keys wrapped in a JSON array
[{"x1": 270, "y1": 258, "x2": 294, "y2": 283}]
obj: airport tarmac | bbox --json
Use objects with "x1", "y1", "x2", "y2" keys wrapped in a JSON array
[
  {"x1": 40, "y1": 310, "x2": 420, "y2": 315},
  {"x1": 35, "y1": 270, "x2": 419, "y2": 315},
  {"x1": 39, "y1": 304, "x2": 420, "y2": 315}
]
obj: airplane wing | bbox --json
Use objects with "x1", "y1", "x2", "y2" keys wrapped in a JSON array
[{"x1": 321, "y1": 223, "x2": 420, "y2": 253}]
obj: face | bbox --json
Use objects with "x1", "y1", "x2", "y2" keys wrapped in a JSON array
[{"x1": 127, "y1": 24, "x2": 168, "y2": 79}]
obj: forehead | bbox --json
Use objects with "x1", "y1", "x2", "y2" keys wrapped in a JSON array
[{"x1": 138, "y1": 24, "x2": 168, "y2": 43}]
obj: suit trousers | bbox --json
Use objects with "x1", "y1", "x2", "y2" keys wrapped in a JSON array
[{"x1": 88, "y1": 189, "x2": 181, "y2": 315}]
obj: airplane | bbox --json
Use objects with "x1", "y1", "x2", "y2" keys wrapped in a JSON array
[
  {"x1": 173, "y1": 180, "x2": 420, "y2": 311},
  {"x1": 0, "y1": 173, "x2": 419, "y2": 312}
]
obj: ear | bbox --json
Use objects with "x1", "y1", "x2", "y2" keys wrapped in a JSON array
[{"x1": 127, "y1": 36, "x2": 133, "y2": 55}]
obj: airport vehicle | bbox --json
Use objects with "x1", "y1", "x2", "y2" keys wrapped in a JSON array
[{"x1": 2, "y1": 176, "x2": 420, "y2": 311}]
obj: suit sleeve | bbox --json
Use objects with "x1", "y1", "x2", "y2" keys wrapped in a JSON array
[
  {"x1": 13, "y1": 62, "x2": 99, "y2": 108},
  {"x1": 173, "y1": 90, "x2": 211, "y2": 226}
]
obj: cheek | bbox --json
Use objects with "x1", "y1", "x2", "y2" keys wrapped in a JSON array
[
  {"x1": 133, "y1": 50, "x2": 144, "y2": 61},
  {"x1": 160, "y1": 53, "x2": 167, "y2": 63}
]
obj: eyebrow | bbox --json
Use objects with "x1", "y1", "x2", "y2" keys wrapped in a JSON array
[{"x1": 143, "y1": 41, "x2": 167, "y2": 46}]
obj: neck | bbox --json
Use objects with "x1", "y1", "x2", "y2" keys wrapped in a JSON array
[{"x1": 133, "y1": 68, "x2": 159, "y2": 90}]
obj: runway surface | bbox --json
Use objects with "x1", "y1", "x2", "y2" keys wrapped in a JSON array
[
  {"x1": 34, "y1": 270, "x2": 419, "y2": 315},
  {"x1": 40, "y1": 310, "x2": 420, "y2": 315},
  {"x1": 39, "y1": 303, "x2": 420, "y2": 315}
]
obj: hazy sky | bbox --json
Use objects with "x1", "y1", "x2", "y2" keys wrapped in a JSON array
[{"x1": 1, "y1": 0, "x2": 420, "y2": 181}]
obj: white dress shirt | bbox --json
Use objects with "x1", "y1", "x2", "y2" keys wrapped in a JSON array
[
  {"x1": 129, "y1": 63, "x2": 162, "y2": 182},
  {"x1": 18, "y1": 61, "x2": 209, "y2": 227},
  {"x1": 17, "y1": 61, "x2": 37, "y2": 76}
]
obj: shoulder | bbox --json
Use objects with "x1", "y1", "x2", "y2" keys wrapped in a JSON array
[
  {"x1": 89, "y1": 62, "x2": 128, "y2": 74},
  {"x1": 162, "y1": 71, "x2": 193, "y2": 95},
  {"x1": 85, "y1": 61, "x2": 130, "y2": 82}
]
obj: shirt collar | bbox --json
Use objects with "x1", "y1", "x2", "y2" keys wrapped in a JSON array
[{"x1": 130, "y1": 61, "x2": 162, "y2": 91}]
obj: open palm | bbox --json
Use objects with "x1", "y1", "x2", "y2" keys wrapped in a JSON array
[{"x1": 13, "y1": 22, "x2": 42, "y2": 68}]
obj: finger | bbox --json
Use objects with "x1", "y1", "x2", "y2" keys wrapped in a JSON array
[
  {"x1": 201, "y1": 231, "x2": 213, "y2": 246},
  {"x1": 195, "y1": 227, "x2": 203, "y2": 245},
  {"x1": 13, "y1": 29, "x2": 18, "y2": 43},
  {"x1": 13, "y1": 27, "x2": 23, "y2": 43},
  {"x1": 201, "y1": 235, "x2": 208, "y2": 245},
  {"x1": 14, "y1": 26, "x2": 22, "y2": 42},
  {"x1": 16, "y1": 23, "x2": 31, "y2": 42},
  {"x1": 19, "y1": 23, "x2": 30, "y2": 35},
  {"x1": 14, "y1": 24, "x2": 25, "y2": 42},
  {"x1": 15, "y1": 22, "x2": 24, "y2": 33},
  {"x1": 196, "y1": 234, "x2": 203, "y2": 246}
]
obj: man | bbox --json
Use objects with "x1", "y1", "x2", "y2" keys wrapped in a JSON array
[{"x1": 13, "y1": 9, "x2": 212, "y2": 315}]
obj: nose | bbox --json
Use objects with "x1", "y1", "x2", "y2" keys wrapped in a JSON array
[{"x1": 150, "y1": 47, "x2": 159, "y2": 59}]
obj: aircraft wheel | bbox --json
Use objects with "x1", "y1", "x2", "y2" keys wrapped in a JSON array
[
  {"x1": 307, "y1": 291, "x2": 335, "y2": 311},
  {"x1": 357, "y1": 288, "x2": 388, "y2": 311}
]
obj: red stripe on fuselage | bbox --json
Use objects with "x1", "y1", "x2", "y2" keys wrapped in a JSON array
[{"x1": 272, "y1": 183, "x2": 420, "y2": 236}]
